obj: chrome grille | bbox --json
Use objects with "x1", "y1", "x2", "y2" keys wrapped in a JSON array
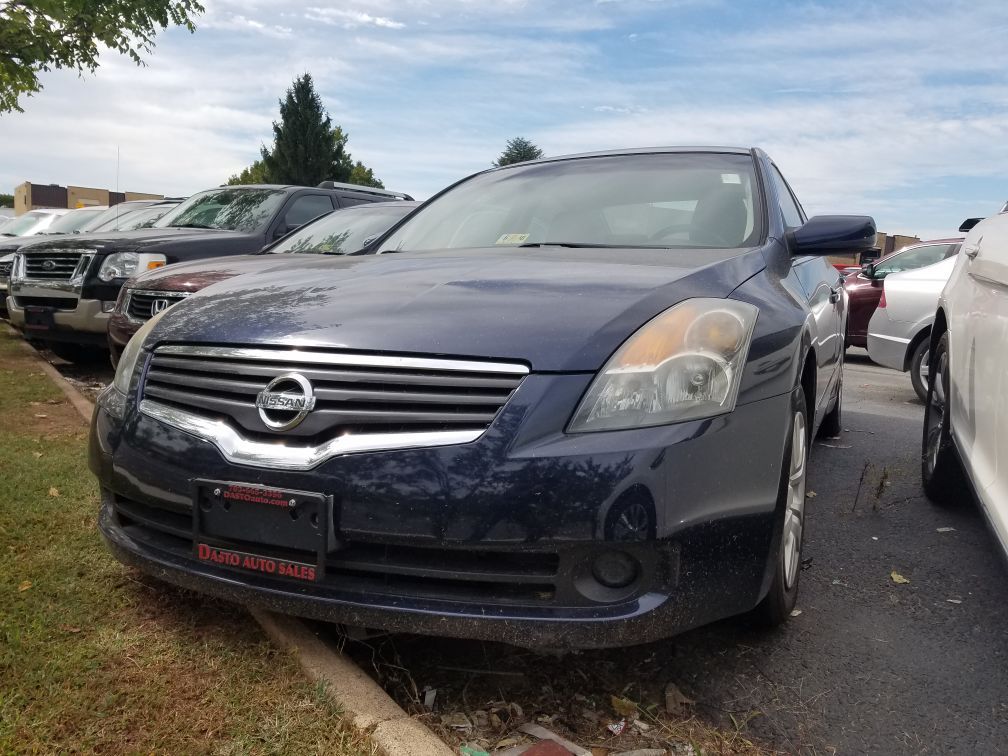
[
  {"x1": 23, "y1": 249, "x2": 92, "y2": 281},
  {"x1": 140, "y1": 345, "x2": 528, "y2": 454},
  {"x1": 126, "y1": 289, "x2": 190, "y2": 323}
]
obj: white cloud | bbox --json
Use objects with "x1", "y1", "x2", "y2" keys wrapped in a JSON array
[{"x1": 305, "y1": 8, "x2": 405, "y2": 29}]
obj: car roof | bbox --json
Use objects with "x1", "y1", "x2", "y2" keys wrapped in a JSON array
[{"x1": 499, "y1": 145, "x2": 756, "y2": 169}]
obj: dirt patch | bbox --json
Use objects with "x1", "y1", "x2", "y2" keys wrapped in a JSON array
[{"x1": 330, "y1": 626, "x2": 773, "y2": 755}]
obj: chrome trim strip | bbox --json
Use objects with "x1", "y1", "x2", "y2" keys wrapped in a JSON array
[
  {"x1": 138, "y1": 398, "x2": 484, "y2": 470},
  {"x1": 129, "y1": 288, "x2": 192, "y2": 299},
  {"x1": 870, "y1": 332, "x2": 911, "y2": 344},
  {"x1": 153, "y1": 344, "x2": 530, "y2": 375}
]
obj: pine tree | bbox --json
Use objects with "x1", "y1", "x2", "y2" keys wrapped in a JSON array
[
  {"x1": 493, "y1": 137, "x2": 544, "y2": 167},
  {"x1": 349, "y1": 161, "x2": 384, "y2": 188},
  {"x1": 260, "y1": 74, "x2": 352, "y2": 186}
]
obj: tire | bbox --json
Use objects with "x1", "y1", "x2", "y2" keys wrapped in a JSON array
[
  {"x1": 45, "y1": 341, "x2": 107, "y2": 364},
  {"x1": 818, "y1": 350, "x2": 843, "y2": 438},
  {"x1": 909, "y1": 337, "x2": 930, "y2": 403},
  {"x1": 921, "y1": 332, "x2": 967, "y2": 503},
  {"x1": 754, "y1": 387, "x2": 809, "y2": 627}
]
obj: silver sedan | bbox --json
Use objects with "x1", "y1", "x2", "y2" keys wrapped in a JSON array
[{"x1": 867, "y1": 255, "x2": 958, "y2": 401}]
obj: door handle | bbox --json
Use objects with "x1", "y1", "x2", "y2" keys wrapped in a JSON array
[
  {"x1": 829, "y1": 286, "x2": 841, "y2": 303},
  {"x1": 964, "y1": 243, "x2": 980, "y2": 259}
]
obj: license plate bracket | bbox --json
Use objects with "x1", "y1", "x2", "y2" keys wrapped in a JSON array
[
  {"x1": 23, "y1": 306, "x2": 55, "y2": 331},
  {"x1": 191, "y1": 480, "x2": 333, "y2": 583}
]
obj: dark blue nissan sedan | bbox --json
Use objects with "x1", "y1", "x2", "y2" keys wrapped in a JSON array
[{"x1": 90, "y1": 147, "x2": 874, "y2": 648}]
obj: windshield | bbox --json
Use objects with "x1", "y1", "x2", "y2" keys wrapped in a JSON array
[
  {"x1": 114, "y1": 203, "x2": 179, "y2": 230},
  {"x1": 78, "y1": 203, "x2": 154, "y2": 233},
  {"x1": 381, "y1": 153, "x2": 762, "y2": 253},
  {"x1": 268, "y1": 204, "x2": 415, "y2": 255},
  {"x1": 154, "y1": 188, "x2": 287, "y2": 233},
  {"x1": 44, "y1": 207, "x2": 107, "y2": 234},
  {"x1": 1, "y1": 211, "x2": 53, "y2": 236}
]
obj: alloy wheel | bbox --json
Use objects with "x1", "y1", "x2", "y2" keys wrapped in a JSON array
[{"x1": 782, "y1": 409, "x2": 807, "y2": 590}]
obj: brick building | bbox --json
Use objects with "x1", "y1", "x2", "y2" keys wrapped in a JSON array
[{"x1": 13, "y1": 181, "x2": 163, "y2": 216}]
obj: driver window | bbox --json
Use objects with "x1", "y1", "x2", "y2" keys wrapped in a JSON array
[
  {"x1": 873, "y1": 243, "x2": 956, "y2": 278},
  {"x1": 770, "y1": 166, "x2": 805, "y2": 229}
]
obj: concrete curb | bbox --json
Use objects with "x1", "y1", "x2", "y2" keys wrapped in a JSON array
[
  {"x1": 252, "y1": 610, "x2": 454, "y2": 756},
  {"x1": 5, "y1": 325, "x2": 454, "y2": 756}
]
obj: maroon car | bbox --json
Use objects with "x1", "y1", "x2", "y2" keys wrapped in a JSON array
[
  {"x1": 108, "y1": 201, "x2": 418, "y2": 364},
  {"x1": 843, "y1": 237, "x2": 962, "y2": 348}
]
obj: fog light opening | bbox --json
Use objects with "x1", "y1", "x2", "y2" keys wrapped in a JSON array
[{"x1": 591, "y1": 550, "x2": 639, "y2": 589}]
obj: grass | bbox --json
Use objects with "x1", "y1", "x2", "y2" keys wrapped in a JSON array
[{"x1": 0, "y1": 329, "x2": 375, "y2": 755}]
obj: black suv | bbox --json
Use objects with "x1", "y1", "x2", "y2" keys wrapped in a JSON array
[{"x1": 7, "y1": 182, "x2": 412, "y2": 359}]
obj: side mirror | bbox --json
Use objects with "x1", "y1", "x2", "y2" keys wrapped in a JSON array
[
  {"x1": 959, "y1": 217, "x2": 983, "y2": 233},
  {"x1": 273, "y1": 222, "x2": 300, "y2": 240},
  {"x1": 790, "y1": 215, "x2": 877, "y2": 256},
  {"x1": 862, "y1": 263, "x2": 876, "y2": 279}
]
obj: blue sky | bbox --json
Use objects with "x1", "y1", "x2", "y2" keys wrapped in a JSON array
[{"x1": 1, "y1": 0, "x2": 1006, "y2": 238}]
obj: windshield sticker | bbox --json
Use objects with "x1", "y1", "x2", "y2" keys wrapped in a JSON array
[{"x1": 496, "y1": 233, "x2": 529, "y2": 245}]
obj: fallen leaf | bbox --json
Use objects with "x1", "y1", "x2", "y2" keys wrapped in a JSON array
[
  {"x1": 805, "y1": 490, "x2": 817, "y2": 499},
  {"x1": 59, "y1": 625, "x2": 82, "y2": 633},
  {"x1": 790, "y1": 608, "x2": 803, "y2": 617},
  {"x1": 664, "y1": 682, "x2": 694, "y2": 716},
  {"x1": 611, "y1": 695, "x2": 638, "y2": 718},
  {"x1": 946, "y1": 599, "x2": 962, "y2": 604},
  {"x1": 18, "y1": 580, "x2": 32, "y2": 592},
  {"x1": 890, "y1": 570, "x2": 910, "y2": 584},
  {"x1": 32, "y1": 452, "x2": 42, "y2": 459},
  {"x1": 606, "y1": 719, "x2": 627, "y2": 736},
  {"x1": 871, "y1": 536, "x2": 879, "y2": 541},
  {"x1": 936, "y1": 527, "x2": 955, "y2": 533},
  {"x1": 48, "y1": 487, "x2": 60, "y2": 498},
  {"x1": 34, "y1": 413, "x2": 48, "y2": 419}
]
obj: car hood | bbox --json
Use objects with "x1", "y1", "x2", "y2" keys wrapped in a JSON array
[
  {"x1": 16, "y1": 227, "x2": 245, "y2": 254},
  {"x1": 127, "y1": 254, "x2": 283, "y2": 292},
  {"x1": 152, "y1": 247, "x2": 766, "y2": 372}
]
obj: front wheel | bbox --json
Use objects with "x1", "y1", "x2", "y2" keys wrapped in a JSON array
[
  {"x1": 921, "y1": 332, "x2": 967, "y2": 503},
  {"x1": 909, "y1": 338, "x2": 930, "y2": 403},
  {"x1": 754, "y1": 387, "x2": 809, "y2": 626}
]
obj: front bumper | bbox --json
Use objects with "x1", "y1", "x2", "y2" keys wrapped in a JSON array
[
  {"x1": 90, "y1": 380, "x2": 792, "y2": 648},
  {"x1": 8, "y1": 289, "x2": 111, "y2": 343},
  {"x1": 867, "y1": 309, "x2": 910, "y2": 371}
]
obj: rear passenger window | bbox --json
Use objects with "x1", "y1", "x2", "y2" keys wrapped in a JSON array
[
  {"x1": 770, "y1": 166, "x2": 805, "y2": 229},
  {"x1": 284, "y1": 195, "x2": 335, "y2": 228}
]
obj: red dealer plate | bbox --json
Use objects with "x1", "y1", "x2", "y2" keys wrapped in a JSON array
[
  {"x1": 195, "y1": 543, "x2": 318, "y2": 582},
  {"x1": 191, "y1": 480, "x2": 333, "y2": 582}
]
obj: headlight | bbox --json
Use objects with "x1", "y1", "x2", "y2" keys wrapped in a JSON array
[
  {"x1": 568, "y1": 298, "x2": 758, "y2": 432},
  {"x1": 112, "y1": 307, "x2": 170, "y2": 394},
  {"x1": 98, "y1": 252, "x2": 166, "y2": 282},
  {"x1": 10, "y1": 253, "x2": 25, "y2": 283}
]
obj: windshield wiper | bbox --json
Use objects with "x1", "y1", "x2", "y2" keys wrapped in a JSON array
[
  {"x1": 518, "y1": 241, "x2": 621, "y2": 248},
  {"x1": 169, "y1": 223, "x2": 215, "y2": 230}
]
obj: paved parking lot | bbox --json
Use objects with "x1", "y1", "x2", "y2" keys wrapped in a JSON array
[{"x1": 50, "y1": 348, "x2": 1008, "y2": 752}]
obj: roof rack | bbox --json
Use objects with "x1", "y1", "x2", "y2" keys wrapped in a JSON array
[{"x1": 316, "y1": 181, "x2": 413, "y2": 201}]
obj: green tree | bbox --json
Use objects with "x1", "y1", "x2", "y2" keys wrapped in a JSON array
[
  {"x1": 260, "y1": 74, "x2": 353, "y2": 186},
  {"x1": 348, "y1": 161, "x2": 384, "y2": 189},
  {"x1": 0, "y1": 0, "x2": 204, "y2": 113},
  {"x1": 226, "y1": 159, "x2": 268, "y2": 186},
  {"x1": 0, "y1": 192, "x2": 13, "y2": 207},
  {"x1": 493, "y1": 137, "x2": 544, "y2": 167}
]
